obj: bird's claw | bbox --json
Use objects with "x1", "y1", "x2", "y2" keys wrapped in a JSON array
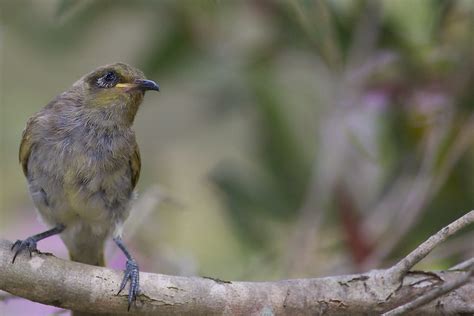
[
  {"x1": 117, "y1": 259, "x2": 140, "y2": 311},
  {"x1": 11, "y1": 237, "x2": 38, "y2": 263}
]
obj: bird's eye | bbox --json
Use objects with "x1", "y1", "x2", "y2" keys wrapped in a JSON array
[
  {"x1": 97, "y1": 71, "x2": 118, "y2": 88},
  {"x1": 104, "y1": 71, "x2": 116, "y2": 83}
]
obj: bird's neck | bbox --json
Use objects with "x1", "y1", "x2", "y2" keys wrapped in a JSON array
[
  {"x1": 53, "y1": 105, "x2": 135, "y2": 135},
  {"x1": 87, "y1": 105, "x2": 137, "y2": 129},
  {"x1": 80, "y1": 89, "x2": 143, "y2": 128}
]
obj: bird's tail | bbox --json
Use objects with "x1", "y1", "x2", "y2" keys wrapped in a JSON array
[
  {"x1": 61, "y1": 227, "x2": 106, "y2": 267},
  {"x1": 69, "y1": 245, "x2": 105, "y2": 266}
]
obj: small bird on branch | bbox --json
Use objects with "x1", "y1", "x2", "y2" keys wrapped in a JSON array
[{"x1": 11, "y1": 63, "x2": 159, "y2": 311}]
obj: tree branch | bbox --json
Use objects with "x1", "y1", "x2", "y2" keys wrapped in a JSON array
[
  {"x1": 0, "y1": 239, "x2": 472, "y2": 315},
  {"x1": 1, "y1": 211, "x2": 473, "y2": 315}
]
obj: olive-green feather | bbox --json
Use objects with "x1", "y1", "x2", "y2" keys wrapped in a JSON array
[
  {"x1": 19, "y1": 116, "x2": 37, "y2": 177},
  {"x1": 130, "y1": 143, "x2": 141, "y2": 190}
]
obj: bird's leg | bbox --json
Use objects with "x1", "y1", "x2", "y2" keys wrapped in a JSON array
[
  {"x1": 11, "y1": 224, "x2": 65, "y2": 263},
  {"x1": 113, "y1": 237, "x2": 140, "y2": 311}
]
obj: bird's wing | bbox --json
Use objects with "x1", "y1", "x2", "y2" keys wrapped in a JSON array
[
  {"x1": 19, "y1": 116, "x2": 38, "y2": 177},
  {"x1": 130, "y1": 142, "x2": 141, "y2": 190}
]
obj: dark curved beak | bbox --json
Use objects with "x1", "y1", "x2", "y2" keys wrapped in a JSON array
[{"x1": 135, "y1": 79, "x2": 160, "y2": 92}]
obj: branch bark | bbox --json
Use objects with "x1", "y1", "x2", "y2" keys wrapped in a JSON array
[
  {"x1": 382, "y1": 268, "x2": 473, "y2": 316},
  {"x1": 0, "y1": 240, "x2": 472, "y2": 315},
  {"x1": 1, "y1": 211, "x2": 473, "y2": 315}
]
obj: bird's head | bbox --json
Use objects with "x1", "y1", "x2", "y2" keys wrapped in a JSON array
[{"x1": 75, "y1": 63, "x2": 159, "y2": 126}]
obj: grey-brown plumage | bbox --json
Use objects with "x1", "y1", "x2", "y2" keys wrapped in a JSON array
[{"x1": 13, "y1": 63, "x2": 159, "y2": 311}]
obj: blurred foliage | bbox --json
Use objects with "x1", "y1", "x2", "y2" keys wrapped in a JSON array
[{"x1": 1, "y1": 0, "x2": 473, "y2": 294}]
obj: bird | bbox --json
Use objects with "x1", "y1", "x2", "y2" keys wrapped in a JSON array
[{"x1": 11, "y1": 63, "x2": 159, "y2": 311}]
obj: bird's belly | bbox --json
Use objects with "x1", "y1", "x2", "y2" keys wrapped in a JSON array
[
  {"x1": 28, "y1": 146, "x2": 133, "y2": 230},
  {"x1": 65, "y1": 165, "x2": 133, "y2": 221}
]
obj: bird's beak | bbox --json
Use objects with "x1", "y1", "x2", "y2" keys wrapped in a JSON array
[
  {"x1": 135, "y1": 79, "x2": 160, "y2": 92},
  {"x1": 116, "y1": 79, "x2": 160, "y2": 92}
]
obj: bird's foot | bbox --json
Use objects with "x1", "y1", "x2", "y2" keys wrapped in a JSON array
[
  {"x1": 11, "y1": 237, "x2": 39, "y2": 263},
  {"x1": 117, "y1": 259, "x2": 140, "y2": 311}
]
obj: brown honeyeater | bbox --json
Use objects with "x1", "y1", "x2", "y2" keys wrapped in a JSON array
[{"x1": 12, "y1": 63, "x2": 159, "y2": 311}]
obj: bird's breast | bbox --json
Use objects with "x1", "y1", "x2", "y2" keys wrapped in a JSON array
[{"x1": 29, "y1": 121, "x2": 135, "y2": 224}]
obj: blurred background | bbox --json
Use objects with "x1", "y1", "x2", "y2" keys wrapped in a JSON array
[{"x1": 1, "y1": 0, "x2": 473, "y2": 314}]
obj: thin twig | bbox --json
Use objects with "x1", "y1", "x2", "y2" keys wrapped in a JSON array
[
  {"x1": 382, "y1": 269, "x2": 473, "y2": 316},
  {"x1": 449, "y1": 257, "x2": 474, "y2": 271},
  {"x1": 423, "y1": 230, "x2": 474, "y2": 265},
  {"x1": 387, "y1": 211, "x2": 474, "y2": 281}
]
